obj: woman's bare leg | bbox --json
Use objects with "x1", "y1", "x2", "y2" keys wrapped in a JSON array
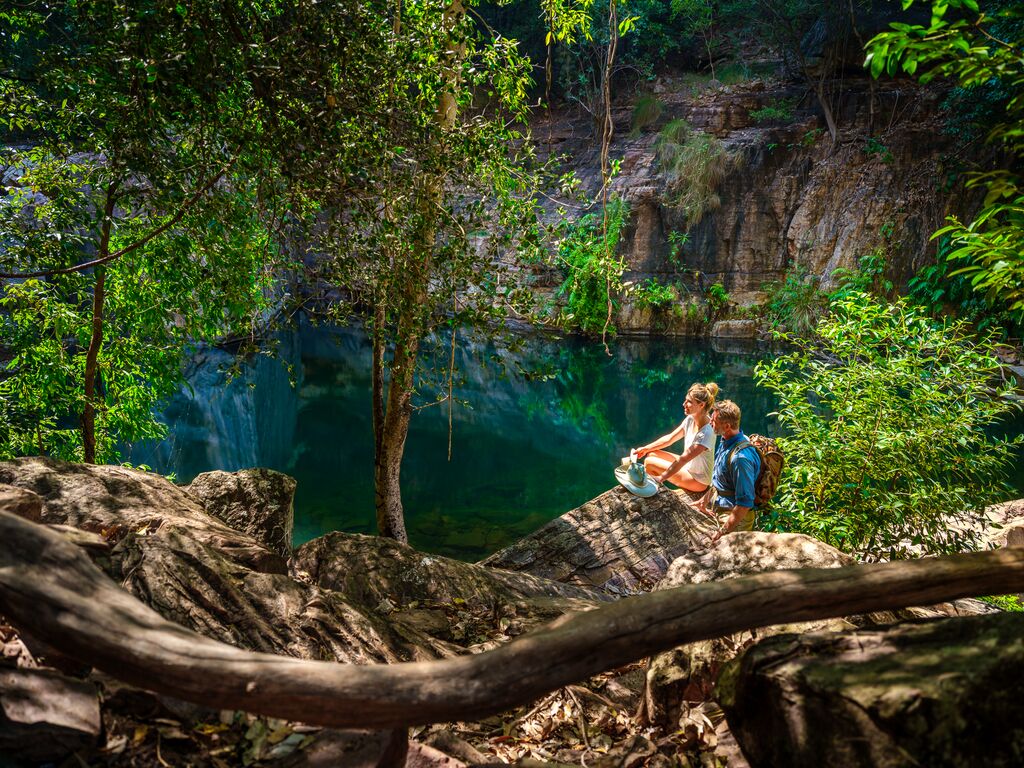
[{"x1": 643, "y1": 450, "x2": 709, "y2": 493}]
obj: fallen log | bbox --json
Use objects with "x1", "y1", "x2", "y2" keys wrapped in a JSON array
[{"x1": 2, "y1": 510, "x2": 1024, "y2": 730}]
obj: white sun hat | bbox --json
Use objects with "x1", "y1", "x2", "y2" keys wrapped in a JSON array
[{"x1": 614, "y1": 451, "x2": 659, "y2": 497}]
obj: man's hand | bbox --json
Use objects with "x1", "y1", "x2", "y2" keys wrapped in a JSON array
[{"x1": 710, "y1": 506, "x2": 751, "y2": 544}]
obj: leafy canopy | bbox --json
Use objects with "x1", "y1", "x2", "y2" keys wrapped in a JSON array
[
  {"x1": 756, "y1": 292, "x2": 1022, "y2": 560},
  {"x1": 866, "y1": 0, "x2": 1024, "y2": 318}
]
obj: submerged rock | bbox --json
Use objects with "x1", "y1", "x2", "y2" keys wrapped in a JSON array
[{"x1": 719, "y1": 613, "x2": 1024, "y2": 768}]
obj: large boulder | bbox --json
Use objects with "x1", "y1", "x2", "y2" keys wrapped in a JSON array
[
  {"x1": 0, "y1": 485, "x2": 41, "y2": 523},
  {"x1": 0, "y1": 457, "x2": 286, "y2": 574},
  {"x1": 718, "y1": 613, "x2": 1024, "y2": 768},
  {"x1": 481, "y1": 486, "x2": 716, "y2": 594},
  {"x1": 296, "y1": 533, "x2": 607, "y2": 651},
  {"x1": 185, "y1": 468, "x2": 296, "y2": 560},
  {"x1": 0, "y1": 457, "x2": 605, "y2": 665},
  {"x1": 644, "y1": 532, "x2": 857, "y2": 728},
  {"x1": 642, "y1": 532, "x2": 995, "y2": 729}
]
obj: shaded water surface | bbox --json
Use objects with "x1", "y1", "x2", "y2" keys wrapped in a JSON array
[
  {"x1": 132, "y1": 322, "x2": 1024, "y2": 560},
  {"x1": 132, "y1": 323, "x2": 780, "y2": 559}
]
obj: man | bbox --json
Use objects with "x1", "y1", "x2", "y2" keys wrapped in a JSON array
[{"x1": 700, "y1": 400, "x2": 761, "y2": 543}]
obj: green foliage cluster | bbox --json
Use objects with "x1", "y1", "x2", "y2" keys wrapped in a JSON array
[
  {"x1": 908, "y1": 237, "x2": 1023, "y2": 336},
  {"x1": 831, "y1": 248, "x2": 896, "y2": 301},
  {"x1": 667, "y1": 230, "x2": 690, "y2": 268},
  {"x1": 761, "y1": 267, "x2": 829, "y2": 335},
  {"x1": 749, "y1": 97, "x2": 796, "y2": 124},
  {"x1": 863, "y1": 136, "x2": 895, "y2": 164},
  {"x1": 556, "y1": 199, "x2": 628, "y2": 335},
  {"x1": 981, "y1": 594, "x2": 1024, "y2": 612},
  {"x1": 632, "y1": 278, "x2": 677, "y2": 309},
  {"x1": 630, "y1": 94, "x2": 664, "y2": 135},
  {"x1": 756, "y1": 292, "x2": 1022, "y2": 559},
  {"x1": 867, "y1": 0, "x2": 1024, "y2": 319},
  {"x1": 0, "y1": 0, "x2": 305, "y2": 461},
  {"x1": 655, "y1": 120, "x2": 737, "y2": 223},
  {"x1": 705, "y1": 281, "x2": 729, "y2": 318}
]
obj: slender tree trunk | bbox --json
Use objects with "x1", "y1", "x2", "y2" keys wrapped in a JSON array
[
  {"x1": 703, "y1": 30, "x2": 715, "y2": 81},
  {"x1": 81, "y1": 185, "x2": 118, "y2": 464},
  {"x1": 374, "y1": 322, "x2": 419, "y2": 543},
  {"x1": 372, "y1": 0, "x2": 462, "y2": 542},
  {"x1": 813, "y1": 75, "x2": 839, "y2": 143}
]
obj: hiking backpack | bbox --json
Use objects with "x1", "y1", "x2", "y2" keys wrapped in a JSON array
[{"x1": 727, "y1": 434, "x2": 785, "y2": 507}]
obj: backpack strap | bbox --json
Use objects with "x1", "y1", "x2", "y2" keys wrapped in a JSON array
[{"x1": 727, "y1": 439, "x2": 752, "y2": 468}]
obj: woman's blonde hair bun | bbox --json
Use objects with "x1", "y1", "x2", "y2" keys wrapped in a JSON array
[{"x1": 687, "y1": 381, "x2": 719, "y2": 409}]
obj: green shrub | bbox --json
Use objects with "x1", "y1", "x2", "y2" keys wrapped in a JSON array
[
  {"x1": 830, "y1": 248, "x2": 894, "y2": 301},
  {"x1": 655, "y1": 121, "x2": 738, "y2": 224},
  {"x1": 908, "y1": 236, "x2": 1023, "y2": 336},
  {"x1": 749, "y1": 97, "x2": 796, "y2": 124},
  {"x1": 630, "y1": 94, "x2": 664, "y2": 135},
  {"x1": 556, "y1": 199, "x2": 629, "y2": 335},
  {"x1": 633, "y1": 278, "x2": 677, "y2": 309},
  {"x1": 864, "y1": 136, "x2": 895, "y2": 163},
  {"x1": 762, "y1": 267, "x2": 828, "y2": 334},
  {"x1": 755, "y1": 291, "x2": 1022, "y2": 560},
  {"x1": 705, "y1": 281, "x2": 729, "y2": 318},
  {"x1": 667, "y1": 230, "x2": 690, "y2": 268}
]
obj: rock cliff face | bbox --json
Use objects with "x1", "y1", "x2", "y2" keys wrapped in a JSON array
[{"x1": 541, "y1": 75, "x2": 966, "y2": 306}]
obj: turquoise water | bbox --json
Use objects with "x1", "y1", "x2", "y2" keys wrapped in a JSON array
[
  {"x1": 130, "y1": 322, "x2": 779, "y2": 559},
  {"x1": 131, "y1": 321, "x2": 1024, "y2": 560}
]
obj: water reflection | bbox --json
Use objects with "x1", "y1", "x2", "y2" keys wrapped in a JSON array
[{"x1": 131, "y1": 321, "x2": 781, "y2": 559}]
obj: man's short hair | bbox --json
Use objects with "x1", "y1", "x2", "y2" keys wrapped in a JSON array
[{"x1": 712, "y1": 400, "x2": 741, "y2": 429}]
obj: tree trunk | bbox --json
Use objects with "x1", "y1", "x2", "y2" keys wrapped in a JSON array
[
  {"x1": 372, "y1": 0, "x2": 462, "y2": 542},
  {"x1": 4, "y1": 509, "x2": 1024, "y2": 730},
  {"x1": 374, "y1": 324, "x2": 418, "y2": 543},
  {"x1": 81, "y1": 185, "x2": 118, "y2": 464}
]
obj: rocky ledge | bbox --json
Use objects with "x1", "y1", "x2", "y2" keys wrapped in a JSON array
[{"x1": 0, "y1": 456, "x2": 1021, "y2": 767}]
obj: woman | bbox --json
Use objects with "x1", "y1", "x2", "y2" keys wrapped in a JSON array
[{"x1": 634, "y1": 382, "x2": 718, "y2": 493}]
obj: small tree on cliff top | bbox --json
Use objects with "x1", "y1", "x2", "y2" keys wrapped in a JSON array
[{"x1": 756, "y1": 292, "x2": 1022, "y2": 560}]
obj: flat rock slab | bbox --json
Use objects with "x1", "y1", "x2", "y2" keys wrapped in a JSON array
[
  {"x1": 0, "y1": 666, "x2": 101, "y2": 763},
  {"x1": 481, "y1": 487, "x2": 715, "y2": 594},
  {"x1": 719, "y1": 613, "x2": 1024, "y2": 768}
]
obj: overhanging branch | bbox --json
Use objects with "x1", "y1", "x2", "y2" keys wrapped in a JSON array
[{"x1": 0, "y1": 158, "x2": 236, "y2": 280}]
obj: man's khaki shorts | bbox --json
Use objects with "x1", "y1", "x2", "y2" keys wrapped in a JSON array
[
  {"x1": 717, "y1": 509, "x2": 755, "y2": 532},
  {"x1": 707, "y1": 488, "x2": 755, "y2": 532}
]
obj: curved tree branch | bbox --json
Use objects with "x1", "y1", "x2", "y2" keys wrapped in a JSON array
[
  {"x1": 0, "y1": 159, "x2": 236, "y2": 280},
  {"x1": 1, "y1": 509, "x2": 1023, "y2": 729}
]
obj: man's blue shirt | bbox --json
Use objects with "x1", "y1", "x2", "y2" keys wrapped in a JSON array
[{"x1": 712, "y1": 432, "x2": 761, "y2": 510}]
